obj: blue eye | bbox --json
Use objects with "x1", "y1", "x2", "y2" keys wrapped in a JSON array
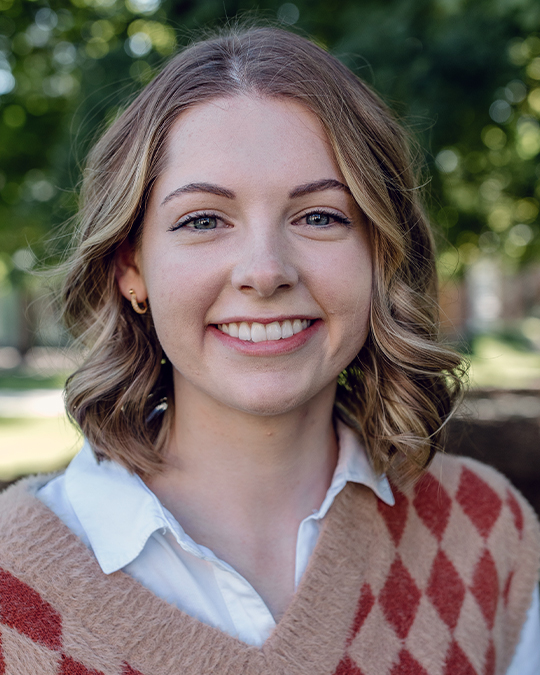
[
  {"x1": 188, "y1": 216, "x2": 217, "y2": 230},
  {"x1": 169, "y1": 214, "x2": 219, "y2": 232},
  {"x1": 306, "y1": 212, "x2": 331, "y2": 226},
  {"x1": 301, "y1": 211, "x2": 351, "y2": 227}
]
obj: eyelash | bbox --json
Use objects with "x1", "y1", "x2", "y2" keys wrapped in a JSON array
[
  {"x1": 168, "y1": 211, "x2": 221, "y2": 232},
  {"x1": 299, "y1": 210, "x2": 352, "y2": 228},
  {"x1": 168, "y1": 209, "x2": 352, "y2": 232}
]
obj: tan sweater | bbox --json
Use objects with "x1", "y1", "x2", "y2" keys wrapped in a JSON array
[{"x1": 0, "y1": 453, "x2": 538, "y2": 675}]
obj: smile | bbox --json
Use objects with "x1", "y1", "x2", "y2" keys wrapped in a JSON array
[{"x1": 217, "y1": 319, "x2": 312, "y2": 343}]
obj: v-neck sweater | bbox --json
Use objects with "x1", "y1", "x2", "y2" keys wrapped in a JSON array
[
  {"x1": 0, "y1": 453, "x2": 538, "y2": 675},
  {"x1": 36, "y1": 422, "x2": 394, "y2": 647}
]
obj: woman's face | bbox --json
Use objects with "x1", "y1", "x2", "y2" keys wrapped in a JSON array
[{"x1": 119, "y1": 95, "x2": 372, "y2": 416}]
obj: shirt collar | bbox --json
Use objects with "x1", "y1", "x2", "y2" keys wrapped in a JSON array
[
  {"x1": 324, "y1": 420, "x2": 395, "y2": 515},
  {"x1": 65, "y1": 443, "x2": 174, "y2": 573},
  {"x1": 66, "y1": 421, "x2": 394, "y2": 575},
  {"x1": 304, "y1": 419, "x2": 394, "y2": 525}
]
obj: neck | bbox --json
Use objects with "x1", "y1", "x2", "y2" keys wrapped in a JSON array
[
  {"x1": 146, "y1": 380, "x2": 339, "y2": 619},
  {"x1": 150, "y1": 379, "x2": 338, "y2": 527}
]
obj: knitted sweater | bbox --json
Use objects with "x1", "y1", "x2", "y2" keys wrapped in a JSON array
[{"x1": 0, "y1": 454, "x2": 538, "y2": 675}]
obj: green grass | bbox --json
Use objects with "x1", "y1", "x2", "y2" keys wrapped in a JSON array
[{"x1": 0, "y1": 371, "x2": 68, "y2": 391}]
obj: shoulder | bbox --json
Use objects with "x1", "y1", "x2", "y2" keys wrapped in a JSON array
[
  {"x1": 0, "y1": 478, "x2": 65, "y2": 663},
  {"x1": 373, "y1": 454, "x2": 540, "y2": 671},
  {"x1": 0, "y1": 478, "x2": 123, "y2": 674},
  {"x1": 416, "y1": 455, "x2": 539, "y2": 651},
  {"x1": 397, "y1": 452, "x2": 540, "y2": 561},
  {"x1": 381, "y1": 452, "x2": 540, "y2": 611},
  {"x1": 420, "y1": 452, "x2": 539, "y2": 545},
  {"x1": 0, "y1": 474, "x2": 80, "y2": 578},
  {"x1": 0, "y1": 475, "x2": 55, "y2": 540}
]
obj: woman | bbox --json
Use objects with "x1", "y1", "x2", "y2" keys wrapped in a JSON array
[{"x1": 0, "y1": 26, "x2": 538, "y2": 675}]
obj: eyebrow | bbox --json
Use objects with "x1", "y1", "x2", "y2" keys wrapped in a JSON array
[
  {"x1": 288, "y1": 179, "x2": 351, "y2": 199},
  {"x1": 160, "y1": 178, "x2": 351, "y2": 207},
  {"x1": 161, "y1": 182, "x2": 236, "y2": 206}
]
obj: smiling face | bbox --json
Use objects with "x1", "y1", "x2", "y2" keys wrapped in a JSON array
[{"x1": 118, "y1": 95, "x2": 372, "y2": 417}]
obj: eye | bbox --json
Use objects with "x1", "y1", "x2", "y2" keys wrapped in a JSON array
[
  {"x1": 297, "y1": 210, "x2": 352, "y2": 228},
  {"x1": 186, "y1": 215, "x2": 218, "y2": 230},
  {"x1": 306, "y1": 212, "x2": 331, "y2": 227},
  {"x1": 168, "y1": 212, "x2": 223, "y2": 232}
]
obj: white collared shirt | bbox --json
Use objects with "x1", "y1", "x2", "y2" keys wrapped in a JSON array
[{"x1": 38, "y1": 423, "x2": 539, "y2": 670}]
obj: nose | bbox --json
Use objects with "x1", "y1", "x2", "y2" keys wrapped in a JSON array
[{"x1": 231, "y1": 230, "x2": 299, "y2": 297}]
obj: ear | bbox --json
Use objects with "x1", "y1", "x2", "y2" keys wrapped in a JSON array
[{"x1": 115, "y1": 240, "x2": 148, "y2": 302}]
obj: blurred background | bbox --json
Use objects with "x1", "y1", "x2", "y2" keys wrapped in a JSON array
[{"x1": 1, "y1": 0, "x2": 540, "y2": 506}]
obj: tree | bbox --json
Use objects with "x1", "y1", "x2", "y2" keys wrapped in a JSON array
[{"x1": 0, "y1": 0, "x2": 539, "y2": 291}]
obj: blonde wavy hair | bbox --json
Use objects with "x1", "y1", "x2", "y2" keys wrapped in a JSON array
[{"x1": 62, "y1": 26, "x2": 465, "y2": 485}]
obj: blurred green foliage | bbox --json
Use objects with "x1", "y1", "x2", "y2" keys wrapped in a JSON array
[{"x1": 0, "y1": 0, "x2": 540, "y2": 287}]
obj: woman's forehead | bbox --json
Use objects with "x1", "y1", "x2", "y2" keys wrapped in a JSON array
[{"x1": 156, "y1": 95, "x2": 343, "y2": 193}]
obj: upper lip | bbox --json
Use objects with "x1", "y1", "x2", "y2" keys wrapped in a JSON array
[{"x1": 211, "y1": 316, "x2": 319, "y2": 325}]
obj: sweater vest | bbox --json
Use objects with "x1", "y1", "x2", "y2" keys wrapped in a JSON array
[{"x1": 0, "y1": 453, "x2": 538, "y2": 675}]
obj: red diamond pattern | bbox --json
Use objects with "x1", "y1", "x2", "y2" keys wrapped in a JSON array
[
  {"x1": 390, "y1": 649, "x2": 429, "y2": 675},
  {"x1": 506, "y1": 489, "x2": 524, "y2": 537},
  {"x1": 0, "y1": 458, "x2": 530, "y2": 675},
  {"x1": 0, "y1": 567, "x2": 148, "y2": 675},
  {"x1": 122, "y1": 664, "x2": 145, "y2": 675},
  {"x1": 444, "y1": 641, "x2": 477, "y2": 675},
  {"x1": 484, "y1": 641, "x2": 495, "y2": 675},
  {"x1": 456, "y1": 468, "x2": 502, "y2": 538},
  {"x1": 379, "y1": 557, "x2": 421, "y2": 640},
  {"x1": 484, "y1": 641, "x2": 496, "y2": 675},
  {"x1": 60, "y1": 654, "x2": 104, "y2": 674},
  {"x1": 427, "y1": 550, "x2": 465, "y2": 630},
  {"x1": 378, "y1": 488, "x2": 409, "y2": 545},
  {"x1": 471, "y1": 550, "x2": 499, "y2": 629},
  {"x1": 346, "y1": 583, "x2": 375, "y2": 647},
  {"x1": 0, "y1": 567, "x2": 62, "y2": 651},
  {"x1": 413, "y1": 473, "x2": 452, "y2": 541},
  {"x1": 333, "y1": 655, "x2": 364, "y2": 675}
]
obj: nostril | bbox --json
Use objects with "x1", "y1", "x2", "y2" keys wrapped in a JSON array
[{"x1": 231, "y1": 255, "x2": 299, "y2": 296}]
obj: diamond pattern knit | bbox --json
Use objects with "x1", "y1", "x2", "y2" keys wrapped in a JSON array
[
  {"x1": 339, "y1": 461, "x2": 533, "y2": 675},
  {"x1": 0, "y1": 453, "x2": 538, "y2": 675}
]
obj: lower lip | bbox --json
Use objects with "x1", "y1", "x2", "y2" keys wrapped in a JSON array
[{"x1": 208, "y1": 320, "x2": 321, "y2": 355}]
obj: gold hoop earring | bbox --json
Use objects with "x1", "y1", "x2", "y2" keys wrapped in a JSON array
[{"x1": 129, "y1": 289, "x2": 148, "y2": 315}]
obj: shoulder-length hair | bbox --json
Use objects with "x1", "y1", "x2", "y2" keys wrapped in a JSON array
[{"x1": 62, "y1": 25, "x2": 464, "y2": 485}]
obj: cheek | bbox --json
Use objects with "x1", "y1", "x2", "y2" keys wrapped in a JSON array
[
  {"x1": 335, "y1": 287, "x2": 372, "y2": 368},
  {"x1": 314, "y1": 245, "x2": 372, "y2": 326},
  {"x1": 141, "y1": 249, "x2": 223, "y2": 344},
  {"x1": 339, "y1": 282, "x2": 372, "y2": 351},
  {"x1": 321, "y1": 250, "x2": 372, "y2": 364}
]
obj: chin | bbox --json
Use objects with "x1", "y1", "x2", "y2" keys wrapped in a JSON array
[
  {"x1": 224, "y1": 387, "x2": 322, "y2": 418},
  {"x1": 239, "y1": 402, "x2": 303, "y2": 417}
]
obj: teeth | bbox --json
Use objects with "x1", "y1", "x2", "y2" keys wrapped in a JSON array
[
  {"x1": 251, "y1": 322, "x2": 267, "y2": 343},
  {"x1": 217, "y1": 319, "x2": 312, "y2": 342},
  {"x1": 282, "y1": 320, "x2": 293, "y2": 338},
  {"x1": 238, "y1": 322, "x2": 251, "y2": 341},
  {"x1": 292, "y1": 319, "x2": 303, "y2": 334},
  {"x1": 266, "y1": 321, "x2": 282, "y2": 341}
]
